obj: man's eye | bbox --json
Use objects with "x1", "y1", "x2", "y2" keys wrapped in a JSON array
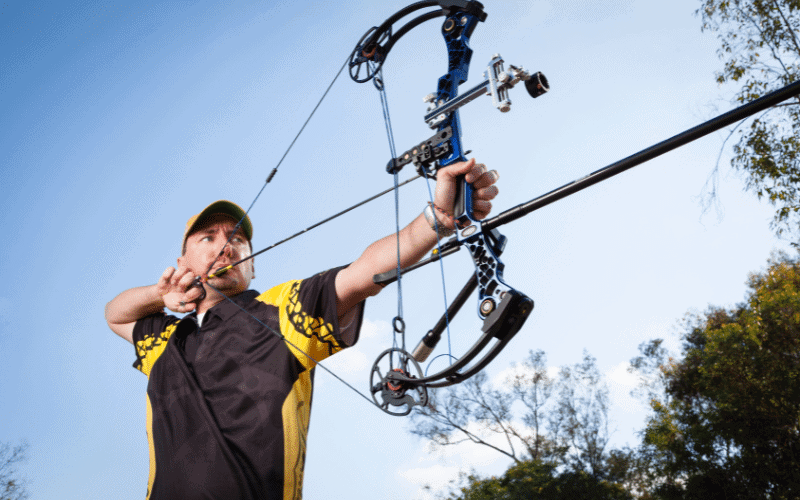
[{"x1": 201, "y1": 236, "x2": 212, "y2": 242}]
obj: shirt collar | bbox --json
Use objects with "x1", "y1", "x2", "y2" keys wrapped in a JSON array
[{"x1": 205, "y1": 289, "x2": 259, "y2": 323}]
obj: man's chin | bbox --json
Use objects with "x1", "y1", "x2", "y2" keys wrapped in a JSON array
[{"x1": 207, "y1": 275, "x2": 247, "y2": 295}]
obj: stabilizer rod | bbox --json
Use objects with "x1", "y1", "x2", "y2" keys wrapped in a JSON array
[
  {"x1": 374, "y1": 79, "x2": 800, "y2": 280},
  {"x1": 483, "y1": 79, "x2": 800, "y2": 231}
]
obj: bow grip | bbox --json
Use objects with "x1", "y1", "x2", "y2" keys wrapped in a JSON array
[
  {"x1": 453, "y1": 173, "x2": 472, "y2": 221},
  {"x1": 453, "y1": 175, "x2": 472, "y2": 220}
]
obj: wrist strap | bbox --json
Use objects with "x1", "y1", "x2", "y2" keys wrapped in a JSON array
[{"x1": 423, "y1": 203, "x2": 455, "y2": 237}]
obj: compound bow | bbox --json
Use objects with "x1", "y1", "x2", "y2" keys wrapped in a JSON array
[{"x1": 347, "y1": 0, "x2": 549, "y2": 415}]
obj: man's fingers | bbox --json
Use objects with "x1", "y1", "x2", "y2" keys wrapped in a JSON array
[
  {"x1": 184, "y1": 284, "x2": 204, "y2": 303},
  {"x1": 158, "y1": 267, "x2": 176, "y2": 291},
  {"x1": 177, "y1": 271, "x2": 196, "y2": 292},
  {"x1": 160, "y1": 267, "x2": 176, "y2": 282},
  {"x1": 472, "y1": 200, "x2": 493, "y2": 220},
  {"x1": 434, "y1": 159, "x2": 499, "y2": 219},
  {"x1": 439, "y1": 158, "x2": 476, "y2": 180},
  {"x1": 464, "y1": 162, "x2": 488, "y2": 183},
  {"x1": 471, "y1": 169, "x2": 499, "y2": 189},
  {"x1": 178, "y1": 300, "x2": 196, "y2": 313},
  {"x1": 170, "y1": 265, "x2": 193, "y2": 287},
  {"x1": 474, "y1": 185, "x2": 499, "y2": 201}
]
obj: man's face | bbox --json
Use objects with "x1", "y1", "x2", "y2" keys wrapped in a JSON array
[{"x1": 178, "y1": 214, "x2": 255, "y2": 296}]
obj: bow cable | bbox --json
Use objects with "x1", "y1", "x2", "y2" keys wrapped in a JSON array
[{"x1": 371, "y1": 64, "x2": 456, "y2": 377}]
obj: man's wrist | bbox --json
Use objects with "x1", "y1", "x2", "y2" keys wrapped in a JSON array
[{"x1": 422, "y1": 203, "x2": 455, "y2": 237}]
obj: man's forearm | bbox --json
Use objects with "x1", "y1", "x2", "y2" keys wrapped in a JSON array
[
  {"x1": 105, "y1": 284, "x2": 165, "y2": 342},
  {"x1": 335, "y1": 213, "x2": 439, "y2": 313},
  {"x1": 334, "y1": 158, "x2": 498, "y2": 316}
]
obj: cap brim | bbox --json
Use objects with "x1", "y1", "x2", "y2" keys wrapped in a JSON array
[{"x1": 183, "y1": 200, "x2": 253, "y2": 249}]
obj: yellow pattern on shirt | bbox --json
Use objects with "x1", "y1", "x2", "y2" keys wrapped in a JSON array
[
  {"x1": 256, "y1": 280, "x2": 342, "y2": 370},
  {"x1": 134, "y1": 323, "x2": 177, "y2": 377}
]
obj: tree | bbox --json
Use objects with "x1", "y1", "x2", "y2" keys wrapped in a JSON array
[
  {"x1": 438, "y1": 460, "x2": 633, "y2": 500},
  {"x1": 410, "y1": 350, "x2": 561, "y2": 465},
  {"x1": 548, "y1": 352, "x2": 612, "y2": 479},
  {"x1": 634, "y1": 254, "x2": 800, "y2": 499},
  {"x1": 410, "y1": 350, "x2": 636, "y2": 496},
  {"x1": 699, "y1": 0, "x2": 800, "y2": 239},
  {"x1": 0, "y1": 441, "x2": 28, "y2": 500}
]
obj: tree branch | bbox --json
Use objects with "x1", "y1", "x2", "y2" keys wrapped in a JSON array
[{"x1": 771, "y1": 0, "x2": 800, "y2": 56}]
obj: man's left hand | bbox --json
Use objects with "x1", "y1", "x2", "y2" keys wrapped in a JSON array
[{"x1": 433, "y1": 158, "x2": 500, "y2": 227}]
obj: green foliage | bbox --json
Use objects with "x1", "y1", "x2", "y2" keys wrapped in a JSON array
[
  {"x1": 639, "y1": 254, "x2": 800, "y2": 499},
  {"x1": 699, "y1": 0, "x2": 800, "y2": 239},
  {"x1": 444, "y1": 460, "x2": 633, "y2": 500}
]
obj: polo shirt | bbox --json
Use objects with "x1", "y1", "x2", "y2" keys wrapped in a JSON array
[{"x1": 132, "y1": 267, "x2": 362, "y2": 500}]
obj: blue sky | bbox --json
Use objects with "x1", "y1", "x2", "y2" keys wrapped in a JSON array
[{"x1": 0, "y1": 1, "x2": 792, "y2": 499}]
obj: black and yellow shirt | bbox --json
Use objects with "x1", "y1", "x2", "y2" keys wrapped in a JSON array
[{"x1": 132, "y1": 268, "x2": 362, "y2": 500}]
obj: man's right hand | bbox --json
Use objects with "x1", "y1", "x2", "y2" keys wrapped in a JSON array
[
  {"x1": 105, "y1": 265, "x2": 203, "y2": 344},
  {"x1": 157, "y1": 266, "x2": 205, "y2": 314}
]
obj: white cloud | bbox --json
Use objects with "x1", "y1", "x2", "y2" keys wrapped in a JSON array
[
  {"x1": 323, "y1": 348, "x2": 370, "y2": 374},
  {"x1": 605, "y1": 361, "x2": 645, "y2": 413},
  {"x1": 606, "y1": 361, "x2": 638, "y2": 388},
  {"x1": 360, "y1": 317, "x2": 388, "y2": 339},
  {"x1": 397, "y1": 430, "x2": 516, "y2": 500},
  {"x1": 323, "y1": 318, "x2": 391, "y2": 374},
  {"x1": 399, "y1": 463, "x2": 461, "y2": 494}
]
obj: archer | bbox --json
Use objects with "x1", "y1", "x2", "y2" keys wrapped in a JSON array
[{"x1": 104, "y1": 159, "x2": 498, "y2": 499}]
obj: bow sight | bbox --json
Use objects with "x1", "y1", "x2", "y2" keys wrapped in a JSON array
[{"x1": 350, "y1": 0, "x2": 549, "y2": 416}]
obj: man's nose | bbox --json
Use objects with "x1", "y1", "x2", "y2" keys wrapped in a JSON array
[{"x1": 217, "y1": 240, "x2": 233, "y2": 259}]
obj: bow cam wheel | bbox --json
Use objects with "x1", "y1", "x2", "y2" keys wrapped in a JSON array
[
  {"x1": 349, "y1": 26, "x2": 392, "y2": 83},
  {"x1": 369, "y1": 347, "x2": 428, "y2": 416}
]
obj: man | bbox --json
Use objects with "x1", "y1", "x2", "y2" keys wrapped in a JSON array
[{"x1": 105, "y1": 159, "x2": 499, "y2": 500}]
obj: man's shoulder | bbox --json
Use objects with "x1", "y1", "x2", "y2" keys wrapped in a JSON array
[{"x1": 254, "y1": 266, "x2": 344, "y2": 305}]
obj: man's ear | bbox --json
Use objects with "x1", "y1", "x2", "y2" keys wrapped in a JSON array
[{"x1": 251, "y1": 261, "x2": 256, "y2": 280}]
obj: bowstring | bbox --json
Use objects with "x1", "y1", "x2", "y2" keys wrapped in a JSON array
[
  {"x1": 204, "y1": 55, "x2": 351, "y2": 278},
  {"x1": 421, "y1": 170, "x2": 454, "y2": 368}
]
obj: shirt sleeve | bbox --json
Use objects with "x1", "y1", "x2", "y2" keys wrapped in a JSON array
[
  {"x1": 255, "y1": 266, "x2": 364, "y2": 370},
  {"x1": 132, "y1": 312, "x2": 181, "y2": 377}
]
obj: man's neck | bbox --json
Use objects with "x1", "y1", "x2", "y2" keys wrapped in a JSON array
[{"x1": 196, "y1": 294, "x2": 227, "y2": 315}]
